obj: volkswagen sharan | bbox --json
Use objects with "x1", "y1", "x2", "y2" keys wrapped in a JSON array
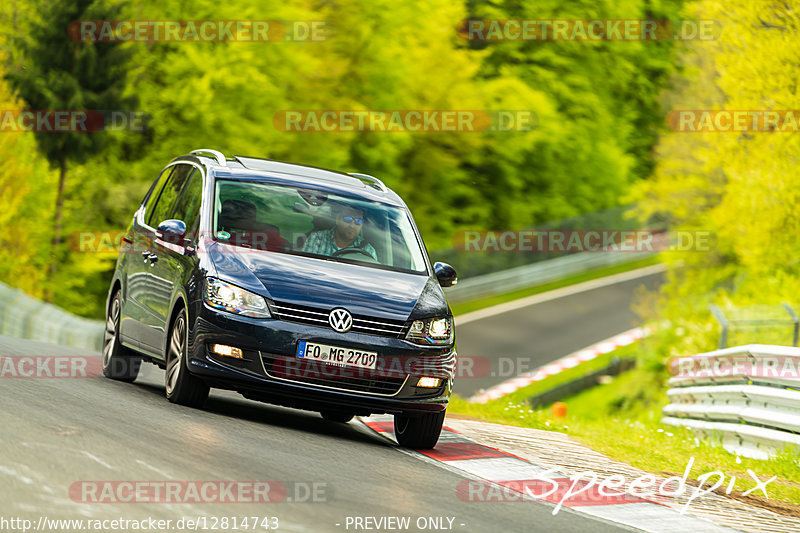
[{"x1": 103, "y1": 149, "x2": 458, "y2": 448}]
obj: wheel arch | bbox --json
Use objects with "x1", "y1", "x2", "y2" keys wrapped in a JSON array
[
  {"x1": 107, "y1": 278, "x2": 123, "y2": 315},
  {"x1": 167, "y1": 294, "x2": 188, "y2": 339}
]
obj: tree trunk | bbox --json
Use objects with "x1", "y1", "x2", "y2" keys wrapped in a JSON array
[{"x1": 46, "y1": 159, "x2": 67, "y2": 302}]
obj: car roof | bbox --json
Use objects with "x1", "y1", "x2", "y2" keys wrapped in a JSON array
[{"x1": 170, "y1": 150, "x2": 406, "y2": 206}]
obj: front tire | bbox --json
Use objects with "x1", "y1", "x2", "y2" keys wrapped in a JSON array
[
  {"x1": 102, "y1": 291, "x2": 141, "y2": 382},
  {"x1": 165, "y1": 309, "x2": 209, "y2": 408},
  {"x1": 394, "y1": 410, "x2": 446, "y2": 449}
]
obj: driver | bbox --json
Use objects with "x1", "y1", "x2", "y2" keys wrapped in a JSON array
[{"x1": 302, "y1": 203, "x2": 377, "y2": 260}]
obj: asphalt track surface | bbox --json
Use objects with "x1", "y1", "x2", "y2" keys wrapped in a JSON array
[
  {"x1": 0, "y1": 336, "x2": 633, "y2": 533},
  {"x1": 453, "y1": 271, "x2": 664, "y2": 397}
]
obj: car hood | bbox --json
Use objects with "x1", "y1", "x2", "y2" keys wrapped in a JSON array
[{"x1": 206, "y1": 242, "x2": 446, "y2": 320}]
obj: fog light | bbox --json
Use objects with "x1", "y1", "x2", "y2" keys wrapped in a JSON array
[
  {"x1": 211, "y1": 344, "x2": 243, "y2": 359},
  {"x1": 417, "y1": 377, "x2": 441, "y2": 388}
]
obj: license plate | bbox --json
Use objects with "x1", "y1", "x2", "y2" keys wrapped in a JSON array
[{"x1": 296, "y1": 341, "x2": 377, "y2": 370}]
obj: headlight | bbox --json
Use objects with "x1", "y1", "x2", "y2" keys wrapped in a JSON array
[
  {"x1": 406, "y1": 317, "x2": 454, "y2": 345},
  {"x1": 204, "y1": 278, "x2": 271, "y2": 318}
]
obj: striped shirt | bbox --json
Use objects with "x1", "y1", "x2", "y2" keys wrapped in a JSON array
[{"x1": 302, "y1": 228, "x2": 377, "y2": 260}]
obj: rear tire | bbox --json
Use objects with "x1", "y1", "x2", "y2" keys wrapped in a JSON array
[
  {"x1": 394, "y1": 410, "x2": 446, "y2": 449},
  {"x1": 102, "y1": 291, "x2": 141, "y2": 382},
  {"x1": 165, "y1": 309, "x2": 209, "y2": 408},
  {"x1": 320, "y1": 410, "x2": 354, "y2": 423}
]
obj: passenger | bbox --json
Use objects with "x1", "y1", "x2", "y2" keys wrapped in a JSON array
[{"x1": 218, "y1": 199, "x2": 285, "y2": 251}]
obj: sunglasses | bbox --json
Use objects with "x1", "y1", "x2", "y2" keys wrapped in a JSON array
[{"x1": 341, "y1": 216, "x2": 363, "y2": 225}]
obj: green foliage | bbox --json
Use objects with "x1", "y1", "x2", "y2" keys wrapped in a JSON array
[
  {"x1": 3, "y1": 0, "x2": 138, "y2": 304},
  {"x1": 465, "y1": 0, "x2": 683, "y2": 222},
  {"x1": 632, "y1": 0, "x2": 800, "y2": 358},
  {"x1": 449, "y1": 343, "x2": 800, "y2": 505},
  {"x1": 1, "y1": 0, "x2": 683, "y2": 317},
  {"x1": 5, "y1": 0, "x2": 136, "y2": 166},
  {"x1": 0, "y1": 50, "x2": 56, "y2": 297}
]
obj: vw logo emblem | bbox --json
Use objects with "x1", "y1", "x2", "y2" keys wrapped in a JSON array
[{"x1": 328, "y1": 308, "x2": 353, "y2": 333}]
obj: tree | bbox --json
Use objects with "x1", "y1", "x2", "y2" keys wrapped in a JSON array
[
  {"x1": 632, "y1": 0, "x2": 800, "y2": 356},
  {"x1": 0, "y1": 0, "x2": 689, "y2": 316},
  {"x1": 464, "y1": 0, "x2": 684, "y2": 224},
  {"x1": 4, "y1": 0, "x2": 136, "y2": 298}
]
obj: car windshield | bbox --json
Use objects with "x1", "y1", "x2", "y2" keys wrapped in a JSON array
[{"x1": 212, "y1": 179, "x2": 429, "y2": 274}]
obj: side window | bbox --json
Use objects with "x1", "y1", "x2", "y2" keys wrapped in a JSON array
[
  {"x1": 148, "y1": 164, "x2": 195, "y2": 227},
  {"x1": 142, "y1": 167, "x2": 174, "y2": 225},
  {"x1": 173, "y1": 171, "x2": 203, "y2": 240}
]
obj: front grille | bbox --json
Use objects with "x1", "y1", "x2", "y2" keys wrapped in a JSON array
[
  {"x1": 259, "y1": 352, "x2": 407, "y2": 396},
  {"x1": 270, "y1": 301, "x2": 409, "y2": 338}
]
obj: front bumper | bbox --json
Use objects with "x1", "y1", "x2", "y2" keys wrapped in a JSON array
[{"x1": 187, "y1": 303, "x2": 454, "y2": 415}]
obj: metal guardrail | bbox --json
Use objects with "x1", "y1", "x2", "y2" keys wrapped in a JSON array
[
  {"x1": 444, "y1": 250, "x2": 654, "y2": 303},
  {"x1": 432, "y1": 205, "x2": 646, "y2": 279},
  {"x1": 0, "y1": 251, "x2": 652, "y2": 351},
  {"x1": 527, "y1": 356, "x2": 636, "y2": 408},
  {"x1": 663, "y1": 344, "x2": 800, "y2": 459},
  {"x1": 0, "y1": 244, "x2": 654, "y2": 351},
  {"x1": 0, "y1": 281, "x2": 103, "y2": 352},
  {"x1": 710, "y1": 304, "x2": 799, "y2": 348}
]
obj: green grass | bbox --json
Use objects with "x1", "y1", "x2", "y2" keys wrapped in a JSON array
[
  {"x1": 449, "y1": 343, "x2": 800, "y2": 508},
  {"x1": 446, "y1": 253, "x2": 800, "y2": 507},
  {"x1": 450, "y1": 255, "x2": 660, "y2": 316},
  {"x1": 501, "y1": 342, "x2": 638, "y2": 405}
]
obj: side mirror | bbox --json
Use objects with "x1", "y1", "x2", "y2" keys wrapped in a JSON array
[
  {"x1": 156, "y1": 219, "x2": 187, "y2": 244},
  {"x1": 434, "y1": 262, "x2": 458, "y2": 287}
]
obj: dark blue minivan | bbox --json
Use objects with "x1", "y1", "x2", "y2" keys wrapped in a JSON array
[{"x1": 103, "y1": 149, "x2": 458, "y2": 448}]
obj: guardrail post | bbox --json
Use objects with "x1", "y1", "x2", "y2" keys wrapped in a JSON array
[
  {"x1": 782, "y1": 302, "x2": 799, "y2": 347},
  {"x1": 709, "y1": 304, "x2": 729, "y2": 349}
]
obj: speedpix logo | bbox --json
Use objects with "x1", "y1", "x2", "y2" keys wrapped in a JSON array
[{"x1": 457, "y1": 458, "x2": 776, "y2": 515}]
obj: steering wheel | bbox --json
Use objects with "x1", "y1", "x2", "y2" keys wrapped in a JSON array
[{"x1": 332, "y1": 247, "x2": 377, "y2": 262}]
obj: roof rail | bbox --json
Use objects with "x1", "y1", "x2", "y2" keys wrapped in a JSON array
[
  {"x1": 348, "y1": 172, "x2": 387, "y2": 192},
  {"x1": 190, "y1": 149, "x2": 227, "y2": 166}
]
